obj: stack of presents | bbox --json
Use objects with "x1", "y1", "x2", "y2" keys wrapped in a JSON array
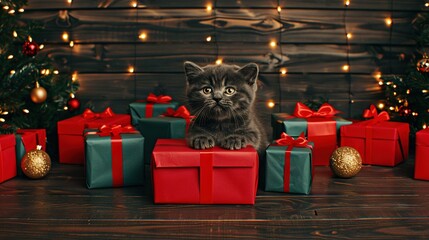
[{"x1": 2, "y1": 93, "x2": 429, "y2": 205}]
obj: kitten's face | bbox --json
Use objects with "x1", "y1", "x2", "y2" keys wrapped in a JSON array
[{"x1": 184, "y1": 61, "x2": 259, "y2": 121}]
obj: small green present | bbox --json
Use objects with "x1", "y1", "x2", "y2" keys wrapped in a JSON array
[
  {"x1": 137, "y1": 105, "x2": 192, "y2": 164},
  {"x1": 85, "y1": 125, "x2": 145, "y2": 189},
  {"x1": 129, "y1": 93, "x2": 179, "y2": 126},
  {"x1": 265, "y1": 133, "x2": 313, "y2": 194}
]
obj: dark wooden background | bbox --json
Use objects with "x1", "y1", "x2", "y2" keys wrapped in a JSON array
[{"x1": 21, "y1": 0, "x2": 426, "y2": 131}]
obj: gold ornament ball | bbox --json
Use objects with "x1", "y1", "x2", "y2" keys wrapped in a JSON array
[
  {"x1": 330, "y1": 146, "x2": 362, "y2": 178},
  {"x1": 21, "y1": 148, "x2": 51, "y2": 179},
  {"x1": 30, "y1": 85, "x2": 47, "y2": 103}
]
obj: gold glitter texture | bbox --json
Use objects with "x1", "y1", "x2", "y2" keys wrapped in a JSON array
[
  {"x1": 330, "y1": 146, "x2": 362, "y2": 178},
  {"x1": 21, "y1": 148, "x2": 51, "y2": 179}
]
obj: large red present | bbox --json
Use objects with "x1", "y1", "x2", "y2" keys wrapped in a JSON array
[
  {"x1": 152, "y1": 139, "x2": 258, "y2": 204},
  {"x1": 0, "y1": 134, "x2": 17, "y2": 183},
  {"x1": 57, "y1": 108, "x2": 131, "y2": 164},
  {"x1": 414, "y1": 128, "x2": 429, "y2": 180},
  {"x1": 340, "y1": 105, "x2": 409, "y2": 166}
]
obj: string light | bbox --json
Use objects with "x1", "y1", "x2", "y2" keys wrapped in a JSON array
[
  {"x1": 342, "y1": 64, "x2": 350, "y2": 71},
  {"x1": 53, "y1": 70, "x2": 59, "y2": 74},
  {"x1": 72, "y1": 72, "x2": 78, "y2": 82},
  {"x1": 378, "y1": 81, "x2": 383, "y2": 86},
  {"x1": 131, "y1": 1, "x2": 138, "y2": 8},
  {"x1": 28, "y1": 36, "x2": 32, "y2": 42},
  {"x1": 67, "y1": 0, "x2": 73, "y2": 4},
  {"x1": 422, "y1": 90, "x2": 428, "y2": 93},
  {"x1": 39, "y1": 44, "x2": 44, "y2": 49},
  {"x1": 206, "y1": 36, "x2": 212, "y2": 42},
  {"x1": 345, "y1": 0, "x2": 350, "y2": 6},
  {"x1": 377, "y1": 103, "x2": 385, "y2": 109},
  {"x1": 13, "y1": 31, "x2": 17, "y2": 37},
  {"x1": 70, "y1": 93, "x2": 75, "y2": 98},
  {"x1": 406, "y1": 89, "x2": 410, "y2": 94},
  {"x1": 10, "y1": 70, "x2": 15, "y2": 75},
  {"x1": 138, "y1": 32, "x2": 147, "y2": 40},
  {"x1": 373, "y1": 71, "x2": 382, "y2": 80},
  {"x1": 385, "y1": 17, "x2": 392, "y2": 26},
  {"x1": 22, "y1": 109, "x2": 29, "y2": 113},
  {"x1": 69, "y1": 40, "x2": 74, "y2": 47},
  {"x1": 8, "y1": 9, "x2": 15, "y2": 14},
  {"x1": 389, "y1": 106, "x2": 395, "y2": 111},
  {"x1": 215, "y1": 58, "x2": 223, "y2": 65},
  {"x1": 3, "y1": 6, "x2": 9, "y2": 10},
  {"x1": 280, "y1": 68, "x2": 287, "y2": 75},
  {"x1": 128, "y1": 66, "x2": 135, "y2": 73},
  {"x1": 267, "y1": 100, "x2": 276, "y2": 108},
  {"x1": 206, "y1": 4, "x2": 213, "y2": 12},
  {"x1": 269, "y1": 40, "x2": 277, "y2": 48},
  {"x1": 277, "y1": 6, "x2": 282, "y2": 13},
  {"x1": 426, "y1": 3, "x2": 429, "y2": 7},
  {"x1": 346, "y1": 33, "x2": 352, "y2": 39},
  {"x1": 63, "y1": 106, "x2": 69, "y2": 110},
  {"x1": 62, "y1": 32, "x2": 69, "y2": 41},
  {"x1": 0, "y1": 118, "x2": 5, "y2": 123},
  {"x1": 1, "y1": 111, "x2": 9, "y2": 115},
  {"x1": 7, "y1": 55, "x2": 13, "y2": 59},
  {"x1": 18, "y1": 8, "x2": 24, "y2": 12},
  {"x1": 423, "y1": 124, "x2": 427, "y2": 129}
]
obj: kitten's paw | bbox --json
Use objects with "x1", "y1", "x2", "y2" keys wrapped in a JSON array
[
  {"x1": 221, "y1": 135, "x2": 246, "y2": 150},
  {"x1": 189, "y1": 135, "x2": 215, "y2": 150}
]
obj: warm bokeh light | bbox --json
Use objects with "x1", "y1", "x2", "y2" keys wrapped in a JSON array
[
  {"x1": 7, "y1": 55, "x2": 13, "y2": 59},
  {"x1": 385, "y1": 17, "x2": 392, "y2": 26},
  {"x1": 72, "y1": 72, "x2": 78, "y2": 82},
  {"x1": 277, "y1": 6, "x2": 282, "y2": 13},
  {"x1": 342, "y1": 64, "x2": 350, "y2": 71},
  {"x1": 69, "y1": 41, "x2": 74, "y2": 47},
  {"x1": 280, "y1": 68, "x2": 287, "y2": 75},
  {"x1": 269, "y1": 40, "x2": 277, "y2": 48},
  {"x1": 128, "y1": 66, "x2": 135, "y2": 73},
  {"x1": 267, "y1": 100, "x2": 275, "y2": 108},
  {"x1": 346, "y1": 33, "x2": 352, "y2": 39},
  {"x1": 377, "y1": 103, "x2": 385, "y2": 109},
  {"x1": 378, "y1": 81, "x2": 383, "y2": 86},
  {"x1": 22, "y1": 109, "x2": 30, "y2": 113},
  {"x1": 423, "y1": 124, "x2": 427, "y2": 129},
  {"x1": 206, "y1": 36, "x2": 212, "y2": 42},
  {"x1": 131, "y1": 1, "x2": 138, "y2": 8},
  {"x1": 10, "y1": 70, "x2": 15, "y2": 75},
  {"x1": 62, "y1": 32, "x2": 69, "y2": 41},
  {"x1": 70, "y1": 93, "x2": 75, "y2": 98},
  {"x1": 18, "y1": 8, "x2": 24, "y2": 12},
  {"x1": 345, "y1": 0, "x2": 350, "y2": 6},
  {"x1": 67, "y1": 0, "x2": 73, "y2": 4},
  {"x1": 206, "y1": 4, "x2": 212, "y2": 12},
  {"x1": 39, "y1": 44, "x2": 45, "y2": 49},
  {"x1": 13, "y1": 31, "x2": 18, "y2": 37},
  {"x1": 216, "y1": 58, "x2": 223, "y2": 65},
  {"x1": 139, "y1": 32, "x2": 147, "y2": 40}
]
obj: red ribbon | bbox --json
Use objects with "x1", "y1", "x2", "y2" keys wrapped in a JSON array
[
  {"x1": 146, "y1": 93, "x2": 172, "y2": 103},
  {"x1": 275, "y1": 132, "x2": 312, "y2": 192},
  {"x1": 82, "y1": 107, "x2": 115, "y2": 120},
  {"x1": 200, "y1": 152, "x2": 214, "y2": 204},
  {"x1": 162, "y1": 105, "x2": 194, "y2": 130},
  {"x1": 293, "y1": 102, "x2": 340, "y2": 118},
  {"x1": 92, "y1": 124, "x2": 138, "y2": 187},
  {"x1": 362, "y1": 104, "x2": 390, "y2": 122}
]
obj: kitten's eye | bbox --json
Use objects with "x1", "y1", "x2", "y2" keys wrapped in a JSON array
[
  {"x1": 224, "y1": 87, "x2": 236, "y2": 95},
  {"x1": 202, "y1": 87, "x2": 212, "y2": 95}
]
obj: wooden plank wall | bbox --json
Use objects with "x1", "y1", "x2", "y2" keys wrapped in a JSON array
[{"x1": 21, "y1": 0, "x2": 425, "y2": 134}]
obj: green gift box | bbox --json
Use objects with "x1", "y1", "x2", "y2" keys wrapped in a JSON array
[
  {"x1": 15, "y1": 132, "x2": 37, "y2": 177},
  {"x1": 137, "y1": 117, "x2": 186, "y2": 164},
  {"x1": 129, "y1": 101, "x2": 179, "y2": 126},
  {"x1": 265, "y1": 142, "x2": 313, "y2": 194},
  {"x1": 85, "y1": 130, "x2": 145, "y2": 189},
  {"x1": 271, "y1": 111, "x2": 351, "y2": 166}
]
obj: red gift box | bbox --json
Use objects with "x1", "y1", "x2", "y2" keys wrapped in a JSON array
[
  {"x1": 16, "y1": 129, "x2": 46, "y2": 151},
  {"x1": 152, "y1": 139, "x2": 258, "y2": 204},
  {"x1": 341, "y1": 105, "x2": 409, "y2": 166},
  {"x1": 57, "y1": 108, "x2": 131, "y2": 164},
  {"x1": 414, "y1": 128, "x2": 429, "y2": 180},
  {"x1": 0, "y1": 134, "x2": 17, "y2": 183}
]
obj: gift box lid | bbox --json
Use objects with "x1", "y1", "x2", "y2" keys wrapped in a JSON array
[
  {"x1": 271, "y1": 113, "x2": 351, "y2": 136},
  {"x1": 341, "y1": 120, "x2": 409, "y2": 141},
  {"x1": 416, "y1": 128, "x2": 429, "y2": 147},
  {"x1": 152, "y1": 139, "x2": 257, "y2": 168},
  {"x1": 0, "y1": 134, "x2": 16, "y2": 149},
  {"x1": 58, "y1": 114, "x2": 131, "y2": 135}
]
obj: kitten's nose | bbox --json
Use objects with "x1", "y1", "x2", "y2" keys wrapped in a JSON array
[{"x1": 213, "y1": 93, "x2": 222, "y2": 102}]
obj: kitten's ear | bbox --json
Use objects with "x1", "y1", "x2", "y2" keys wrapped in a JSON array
[
  {"x1": 237, "y1": 63, "x2": 259, "y2": 85},
  {"x1": 184, "y1": 61, "x2": 204, "y2": 81}
]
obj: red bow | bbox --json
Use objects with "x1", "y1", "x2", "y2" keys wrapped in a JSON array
[
  {"x1": 146, "y1": 93, "x2": 172, "y2": 103},
  {"x1": 275, "y1": 132, "x2": 311, "y2": 148},
  {"x1": 162, "y1": 105, "x2": 193, "y2": 120},
  {"x1": 362, "y1": 105, "x2": 390, "y2": 122},
  {"x1": 97, "y1": 124, "x2": 138, "y2": 137},
  {"x1": 293, "y1": 102, "x2": 340, "y2": 118},
  {"x1": 82, "y1": 107, "x2": 115, "y2": 120}
]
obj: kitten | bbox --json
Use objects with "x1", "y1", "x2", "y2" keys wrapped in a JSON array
[{"x1": 184, "y1": 61, "x2": 268, "y2": 152}]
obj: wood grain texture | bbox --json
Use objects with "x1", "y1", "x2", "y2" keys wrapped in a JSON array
[{"x1": 1, "y1": 158, "x2": 429, "y2": 239}]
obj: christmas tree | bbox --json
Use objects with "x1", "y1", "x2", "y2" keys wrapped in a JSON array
[
  {"x1": 380, "y1": 12, "x2": 429, "y2": 135},
  {"x1": 0, "y1": 0, "x2": 79, "y2": 134}
]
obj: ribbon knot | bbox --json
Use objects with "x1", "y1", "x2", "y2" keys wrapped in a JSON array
[
  {"x1": 98, "y1": 124, "x2": 138, "y2": 137},
  {"x1": 293, "y1": 102, "x2": 340, "y2": 118},
  {"x1": 162, "y1": 105, "x2": 193, "y2": 120},
  {"x1": 363, "y1": 104, "x2": 390, "y2": 122},
  {"x1": 83, "y1": 107, "x2": 115, "y2": 120},
  {"x1": 275, "y1": 132, "x2": 311, "y2": 148},
  {"x1": 146, "y1": 93, "x2": 172, "y2": 103}
]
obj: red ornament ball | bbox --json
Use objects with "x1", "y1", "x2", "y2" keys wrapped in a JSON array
[
  {"x1": 67, "y1": 98, "x2": 80, "y2": 111},
  {"x1": 417, "y1": 57, "x2": 429, "y2": 73},
  {"x1": 22, "y1": 41, "x2": 39, "y2": 57}
]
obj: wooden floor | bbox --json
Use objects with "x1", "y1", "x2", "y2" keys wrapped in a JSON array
[{"x1": 1, "y1": 156, "x2": 429, "y2": 239}]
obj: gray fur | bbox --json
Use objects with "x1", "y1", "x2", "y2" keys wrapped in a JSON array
[{"x1": 184, "y1": 61, "x2": 268, "y2": 152}]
